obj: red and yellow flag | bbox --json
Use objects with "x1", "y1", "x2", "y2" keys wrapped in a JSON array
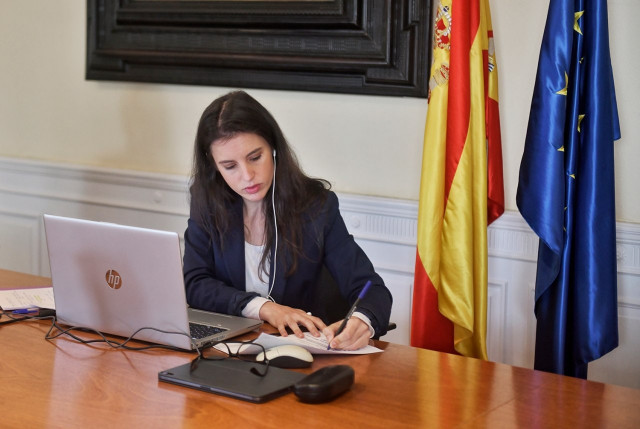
[{"x1": 410, "y1": 0, "x2": 504, "y2": 359}]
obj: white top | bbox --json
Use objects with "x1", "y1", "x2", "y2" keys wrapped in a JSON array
[
  {"x1": 241, "y1": 241, "x2": 374, "y2": 338},
  {"x1": 242, "y1": 241, "x2": 270, "y2": 319},
  {"x1": 244, "y1": 241, "x2": 269, "y2": 297}
]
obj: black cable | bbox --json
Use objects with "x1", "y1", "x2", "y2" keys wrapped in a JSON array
[
  {"x1": 0, "y1": 310, "x2": 56, "y2": 325},
  {"x1": 0, "y1": 309, "x2": 204, "y2": 357}
]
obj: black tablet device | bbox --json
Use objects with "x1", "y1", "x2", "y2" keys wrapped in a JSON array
[{"x1": 158, "y1": 358, "x2": 307, "y2": 403}]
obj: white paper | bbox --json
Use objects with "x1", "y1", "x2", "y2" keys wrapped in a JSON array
[
  {"x1": 214, "y1": 332, "x2": 383, "y2": 355},
  {"x1": 0, "y1": 287, "x2": 56, "y2": 311}
]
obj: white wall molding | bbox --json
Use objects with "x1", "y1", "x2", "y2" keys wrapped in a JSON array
[
  {"x1": 0, "y1": 157, "x2": 190, "y2": 216},
  {"x1": 487, "y1": 213, "x2": 540, "y2": 262},
  {"x1": 487, "y1": 279, "x2": 508, "y2": 363},
  {"x1": 0, "y1": 208, "x2": 42, "y2": 275},
  {"x1": 1, "y1": 157, "x2": 638, "y2": 388},
  {"x1": 617, "y1": 226, "x2": 640, "y2": 276},
  {"x1": 337, "y1": 193, "x2": 418, "y2": 246}
]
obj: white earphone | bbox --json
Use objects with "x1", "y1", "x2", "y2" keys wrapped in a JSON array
[{"x1": 267, "y1": 149, "x2": 277, "y2": 302}]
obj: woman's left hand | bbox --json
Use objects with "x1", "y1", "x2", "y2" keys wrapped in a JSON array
[
  {"x1": 258, "y1": 301, "x2": 327, "y2": 338},
  {"x1": 323, "y1": 317, "x2": 371, "y2": 351}
]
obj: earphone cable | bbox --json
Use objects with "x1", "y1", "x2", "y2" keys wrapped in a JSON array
[{"x1": 267, "y1": 150, "x2": 277, "y2": 302}]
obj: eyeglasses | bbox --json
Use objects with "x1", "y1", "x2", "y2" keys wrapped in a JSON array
[{"x1": 190, "y1": 341, "x2": 270, "y2": 377}]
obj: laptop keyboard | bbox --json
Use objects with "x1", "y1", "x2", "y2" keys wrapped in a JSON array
[{"x1": 189, "y1": 322, "x2": 227, "y2": 340}]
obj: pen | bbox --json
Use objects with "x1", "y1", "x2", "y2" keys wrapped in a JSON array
[
  {"x1": 328, "y1": 280, "x2": 372, "y2": 350},
  {"x1": 13, "y1": 307, "x2": 39, "y2": 314}
]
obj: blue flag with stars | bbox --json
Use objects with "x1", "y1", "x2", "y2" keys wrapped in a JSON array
[{"x1": 516, "y1": 0, "x2": 620, "y2": 378}]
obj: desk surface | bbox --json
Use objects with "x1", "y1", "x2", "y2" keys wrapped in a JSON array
[{"x1": 1, "y1": 269, "x2": 639, "y2": 428}]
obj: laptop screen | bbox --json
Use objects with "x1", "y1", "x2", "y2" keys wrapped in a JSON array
[{"x1": 44, "y1": 214, "x2": 198, "y2": 349}]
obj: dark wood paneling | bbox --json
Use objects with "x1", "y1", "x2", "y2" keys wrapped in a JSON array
[{"x1": 86, "y1": 0, "x2": 431, "y2": 97}]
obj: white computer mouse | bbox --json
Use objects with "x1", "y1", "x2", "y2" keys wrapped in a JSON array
[{"x1": 256, "y1": 344, "x2": 314, "y2": 368}]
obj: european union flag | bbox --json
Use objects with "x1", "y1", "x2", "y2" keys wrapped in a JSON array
[{"x1": 516, "y1": 0, "x2": 620, "y2": 378}]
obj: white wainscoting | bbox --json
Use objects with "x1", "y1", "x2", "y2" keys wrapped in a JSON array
[{"x1": 1, "y1": 157, "x2": 638, "y2": 389}]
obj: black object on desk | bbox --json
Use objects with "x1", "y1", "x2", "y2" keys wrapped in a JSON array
[
  {"x1": 158, "y1": 358, "x2": 306, "y2": 403},
  {"x1": 293, "y1": 365, "x2": 355, "y2": 403}
]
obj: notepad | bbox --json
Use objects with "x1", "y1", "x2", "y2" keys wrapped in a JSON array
[
  {"x1": 0, "y1": 287, "x2": 55, "y2": 311},
  {"x1": 214, "y1": 332, "x2": 383, "y2": 355}
]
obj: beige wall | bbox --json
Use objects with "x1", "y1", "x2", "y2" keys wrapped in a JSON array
[{"x1": 1, "y1": 1, "x2": 638, "y2": 222}]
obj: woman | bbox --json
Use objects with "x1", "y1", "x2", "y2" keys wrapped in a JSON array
[{"x1": 183, "y1": 91, "x2": 392, "y2": 350}]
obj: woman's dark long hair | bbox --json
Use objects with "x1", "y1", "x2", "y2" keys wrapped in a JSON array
[{"x1": 190, "y1": 90, "x2": 329, "y2": 277}]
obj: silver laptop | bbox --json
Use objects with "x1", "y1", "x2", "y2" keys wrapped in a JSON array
[{"x1": 43, "y1": 214, "x2": 262, "y2": 350}]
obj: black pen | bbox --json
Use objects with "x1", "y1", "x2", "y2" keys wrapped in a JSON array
[{"x1": 328, "y1": 280, "x2": 372, "y2": 350}]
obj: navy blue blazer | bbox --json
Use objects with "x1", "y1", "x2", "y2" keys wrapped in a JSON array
[{"x1": 183, "y1": 191, "x2": 393, "y2": 337}]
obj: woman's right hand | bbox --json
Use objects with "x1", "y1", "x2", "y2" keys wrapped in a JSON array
[{"x1": 258, "y1": 302, "x2": 327, "y2": 338}]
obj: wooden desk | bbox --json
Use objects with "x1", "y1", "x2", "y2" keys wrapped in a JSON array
[{"x1": 1, "y1": 269, "x2": 639, "y2": 428}]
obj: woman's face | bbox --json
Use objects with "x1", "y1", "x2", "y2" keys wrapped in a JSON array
[{"x1": 210, "y1": 132, "x2": 274, "y2": 207}]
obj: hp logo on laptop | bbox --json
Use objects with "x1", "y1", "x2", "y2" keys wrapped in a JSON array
[{"x1": 105, "y1": 269, "x2": 122, "y2": 289}]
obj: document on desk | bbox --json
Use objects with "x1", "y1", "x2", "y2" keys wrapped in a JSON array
[
  {"x1": 215, "y1": 332, "x2": 383, "y2": 355},
  {"x1": 0, "y1": 287, "x2": 55, "y2": 311}
]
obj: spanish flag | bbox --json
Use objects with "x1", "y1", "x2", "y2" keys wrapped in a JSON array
[{"x1": 411, "y1": 0, "x2": 504, "y2": 359}]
